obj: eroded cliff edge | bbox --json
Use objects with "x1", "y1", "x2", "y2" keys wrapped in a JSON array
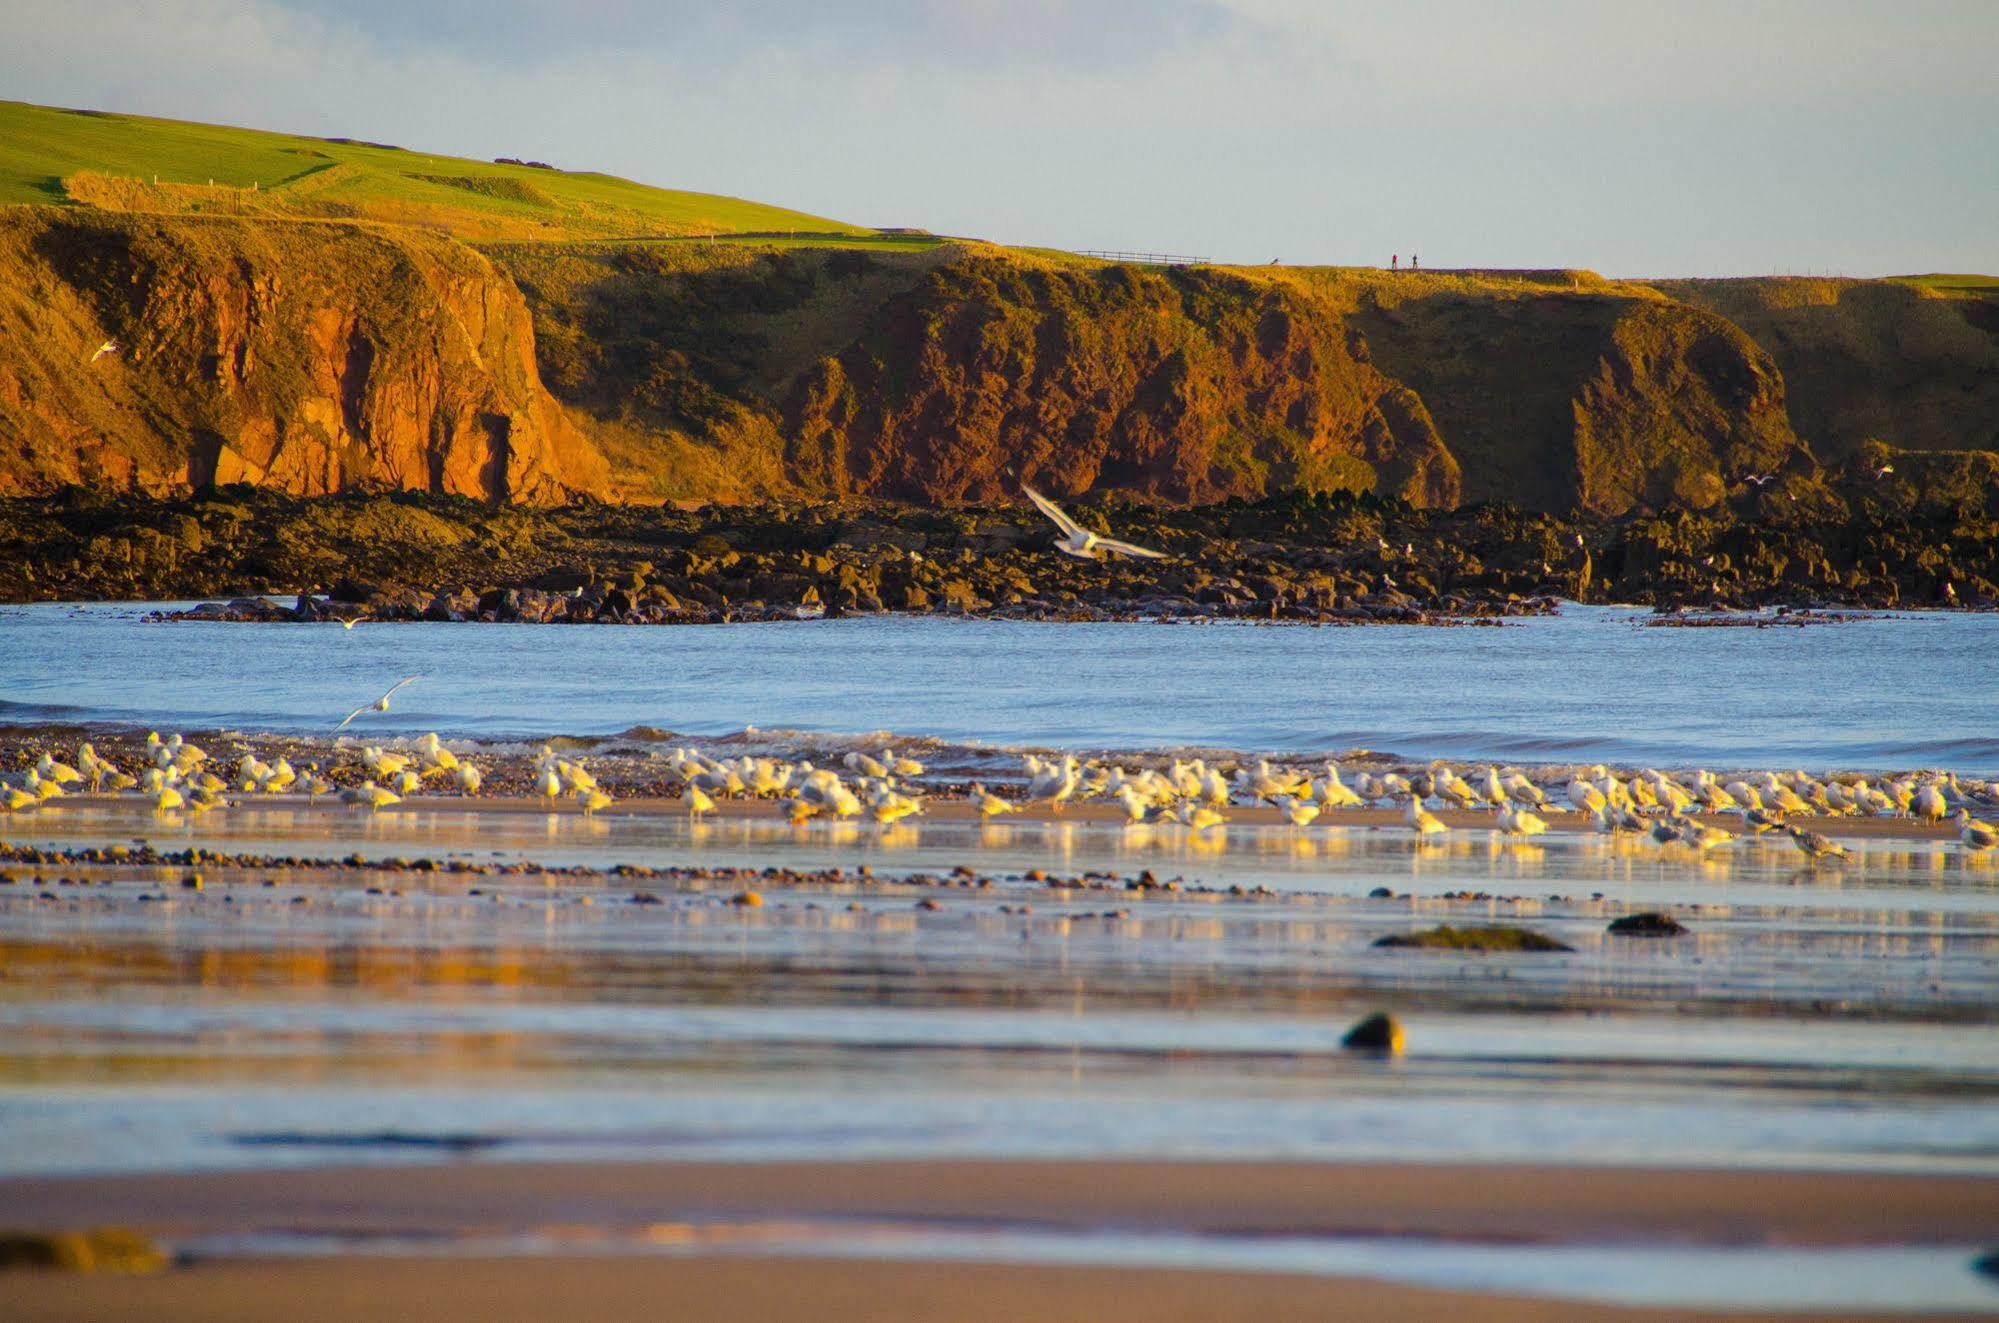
[
  {"x1": 1, "y1": 213, "x2": 1993, "y2": 518},
  {"x1": 0, "y1": 209, "x2": 608, "y2": 501}
]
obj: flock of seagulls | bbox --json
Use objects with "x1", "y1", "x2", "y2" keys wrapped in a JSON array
[
  {"x1": 967, "y1": 753, "x2": 1999, "y2": 860},
  {"x1": 659, "y1": 745, "x2": 930, "y2": 827},
  {"x1": 3, "y1": 644, "x2": 1995, "y2": 865},
  {"x1": 0, "y1": 729, "x2": 486, "y2": 818},
  {"x1": 5, "y1": 728, "x2": 1997, "y2": 861}
]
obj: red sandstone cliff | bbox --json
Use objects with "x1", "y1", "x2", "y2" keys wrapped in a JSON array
[{"x1": 0, "y1": 209, "x2": 607, "y2": 501}]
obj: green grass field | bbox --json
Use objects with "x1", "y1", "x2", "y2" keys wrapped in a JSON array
[
  {"x1": 0, "y1": 99, "x2": 873, "y2": 242},
  {"x1": 1888, "y1": 273, "x2": 1999, "y2": 296}
]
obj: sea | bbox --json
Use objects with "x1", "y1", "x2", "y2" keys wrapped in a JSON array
[{"x1": 1, "y1": 601, "x2": 1995, "y2": 774}]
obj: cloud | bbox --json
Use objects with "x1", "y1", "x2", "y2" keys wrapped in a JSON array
[{"x1": 257, "y1": 0, "x2": 1258, "y2": 71}]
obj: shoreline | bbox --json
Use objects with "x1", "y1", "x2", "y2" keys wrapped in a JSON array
[
  {"x1": 14, "y1": 1157, "x2": 1997, "y2": 1243},
  {"x1": 1, "y1": 787, "x2": 1976, "y2": 841},
  {"x1": 4, "y1": 1159, "x2": 1996, "y2": 1322},
  {"x1": 4, "y1": 716, "x2": 1996, "y2": 802}
]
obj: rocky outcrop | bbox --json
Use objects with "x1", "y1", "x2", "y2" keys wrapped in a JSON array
[
  {"x1": 0, "y1": 209, "x2": 608, "y2": 501},
  {"x1": 7, "y1": 486, "x2": 1992, "y2": 615}
]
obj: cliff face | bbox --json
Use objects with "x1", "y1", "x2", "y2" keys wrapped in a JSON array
[
  {"x1": 1654, "y1": 277, "x2": 1999, "y2": 461},
  {"x1": 2, "y1": 209, "x2": 1992, "y2": 516},
  {"x1": 786, "y1": 260, "x2": 1461, "y2": 507},
  {"x1": 1353, "y1": 287, "x2": 1807, "y2": 514},
  {"x1": 0, "y1": 209, "x2": 608, "y2": 501},
  {"x1": 497, "y1": 246, "x2": 1813, "y2": 515}
]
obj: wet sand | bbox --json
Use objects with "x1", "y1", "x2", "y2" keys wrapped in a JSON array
[
  {"x1": 7, "y1": 1159, "x2": 1998, "y2": 1322},
  {"x1": 11, "y1": 1159, "x2": 1999, "y2": 1323},
  {"x1": 16, "y1": 789, "x2": 1970, "y2": 840},
  {"x1": 14, "y1": 1158, "x2": 1999, "y2": 1242},
  {"x1": 7, "y1": 735, "x2": 1995, "y2": 1318},
  {"x1": 8, "y1": 1253, "x2": 1982, "y2": 1323}
]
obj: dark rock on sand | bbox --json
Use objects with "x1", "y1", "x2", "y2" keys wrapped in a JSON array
[
  {"x1": 1373, "y1": 925, "x2": 1575, "y2": 952},
  {"x1": 1341, "y1": 1011, "x2": 1406, "y2": 1055},
  {"x1": 1607, "y1": 912, "x2": 1689, "y2": 937}
]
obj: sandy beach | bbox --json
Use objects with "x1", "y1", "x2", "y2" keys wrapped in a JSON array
[
  {"x1": 6, "y1": 1159, "x2": 1997, "y2": 1322},
  {"x1": 4, "y1": 697, "x2": 1995, "y2": 1318}
]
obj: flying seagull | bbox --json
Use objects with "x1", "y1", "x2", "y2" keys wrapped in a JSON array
[
  {"x1": 1872, "y1": 464, "x2": 1895, "y2": 479},
  {"x1": 89, "y1": 339, "x2": 119, "y2": 363},
  {"x1": 1022, "y1": 485, "x2": 1168, "y2": 561},
  {"x1": 1745, "y1": 473, "x2": 1775, "y2": 487},
  {"x1": 334, "y1": 676, "x2": 420, "y2": 733}
]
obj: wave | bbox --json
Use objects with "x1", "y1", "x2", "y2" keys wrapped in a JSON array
[{"x1": 2, "y1": 704, "x2": 1993, "y2": 782}]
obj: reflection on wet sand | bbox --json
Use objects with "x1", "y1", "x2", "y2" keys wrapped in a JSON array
[{"x1": 3, "y1": 796, "x2": 1998, "y2": 1180}]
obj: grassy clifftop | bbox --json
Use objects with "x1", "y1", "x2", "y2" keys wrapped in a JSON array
[{"x1": 0, "y1": 99, "x2": 870, "y2": 242}]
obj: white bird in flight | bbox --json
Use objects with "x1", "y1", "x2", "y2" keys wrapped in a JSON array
[
  {"x1": 334, "y1": 676, "x2": 420, "y2": 733},
  {"x1": 89, "y1": 339, "x2": 119, "y2": 363},
  {"x1": 1022, "y1": 485, "x2": 1168, "y2": 561}
]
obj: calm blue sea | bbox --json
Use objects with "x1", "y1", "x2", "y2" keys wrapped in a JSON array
[{"x1": 1, "y1": 602, "x2": 1995, "y2": 773}]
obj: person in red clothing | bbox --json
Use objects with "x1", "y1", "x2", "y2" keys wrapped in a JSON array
[{"x1": 1391, "y1": 254, "x2": 1398, "y2": 270}]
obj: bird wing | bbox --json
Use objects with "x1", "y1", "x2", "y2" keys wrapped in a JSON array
[
  {"x1": 1094, "y1": 536, "x2": 1169, "y2": 560},
  {"x1": 377, "y1": 676, "x2": 420, "y2": 704},
  {"x1": 333, "y1": 705, "x2": 369, "y2": 733},
  {"x1": 1022, "y1": 485, "x2": 1083, "y2": 539}
]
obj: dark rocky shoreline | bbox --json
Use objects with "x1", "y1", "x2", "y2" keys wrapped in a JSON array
[{"x1": 3, "y1": 485, "x2": 1994, "y2": 624}]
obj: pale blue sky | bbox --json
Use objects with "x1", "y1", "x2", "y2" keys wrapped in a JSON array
[{"x1": 4, "y1": 0, "x2": 1994, "y2": 276}]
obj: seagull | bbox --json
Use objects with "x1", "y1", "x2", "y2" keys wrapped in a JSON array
[
  {"x1": 1022, "y1": 485, "x2": 1167, "y2": 561},
  {"x1": 1872, "y1": 464, "x2": 1894, "y2": 479},
  {"x1": 969, "y1": 783, "x2": 1017, "y2": 819},
  {"x1": 1745, "y1": 473, "x2": 1775, "y2": 487},
  {"x1": 338, "y1": 617, "x2": 361, "y2": 630},
  {"x1": 89, "y1": 339, "x2": 119, "y2": 363},
  {"x1": 333, "y1": 676, "x2": 420, "y2": 733},
  {"x1": 1785, "y1": 825, "x2": 1848, "y2": 862}
]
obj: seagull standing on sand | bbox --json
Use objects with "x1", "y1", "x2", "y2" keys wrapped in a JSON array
[
  {"x1": 333, "y1": 676, "x2": 420, "y2": 733},
  {"x1": 1022, "y1": 485, "x2": 1168, "y2": 561},
  {"x1": 1785, "y1": 825, "x2": 1849, "y2": 862}
]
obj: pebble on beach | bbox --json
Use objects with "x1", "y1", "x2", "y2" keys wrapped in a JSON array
[{"x1": 1341, "y1": 1011, "x2": 1406, "y2": 1055}]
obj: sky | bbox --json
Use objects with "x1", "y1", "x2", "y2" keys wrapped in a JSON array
[{"x1": 4, "y1": 0, "x2": 1995, "y2": 276}]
